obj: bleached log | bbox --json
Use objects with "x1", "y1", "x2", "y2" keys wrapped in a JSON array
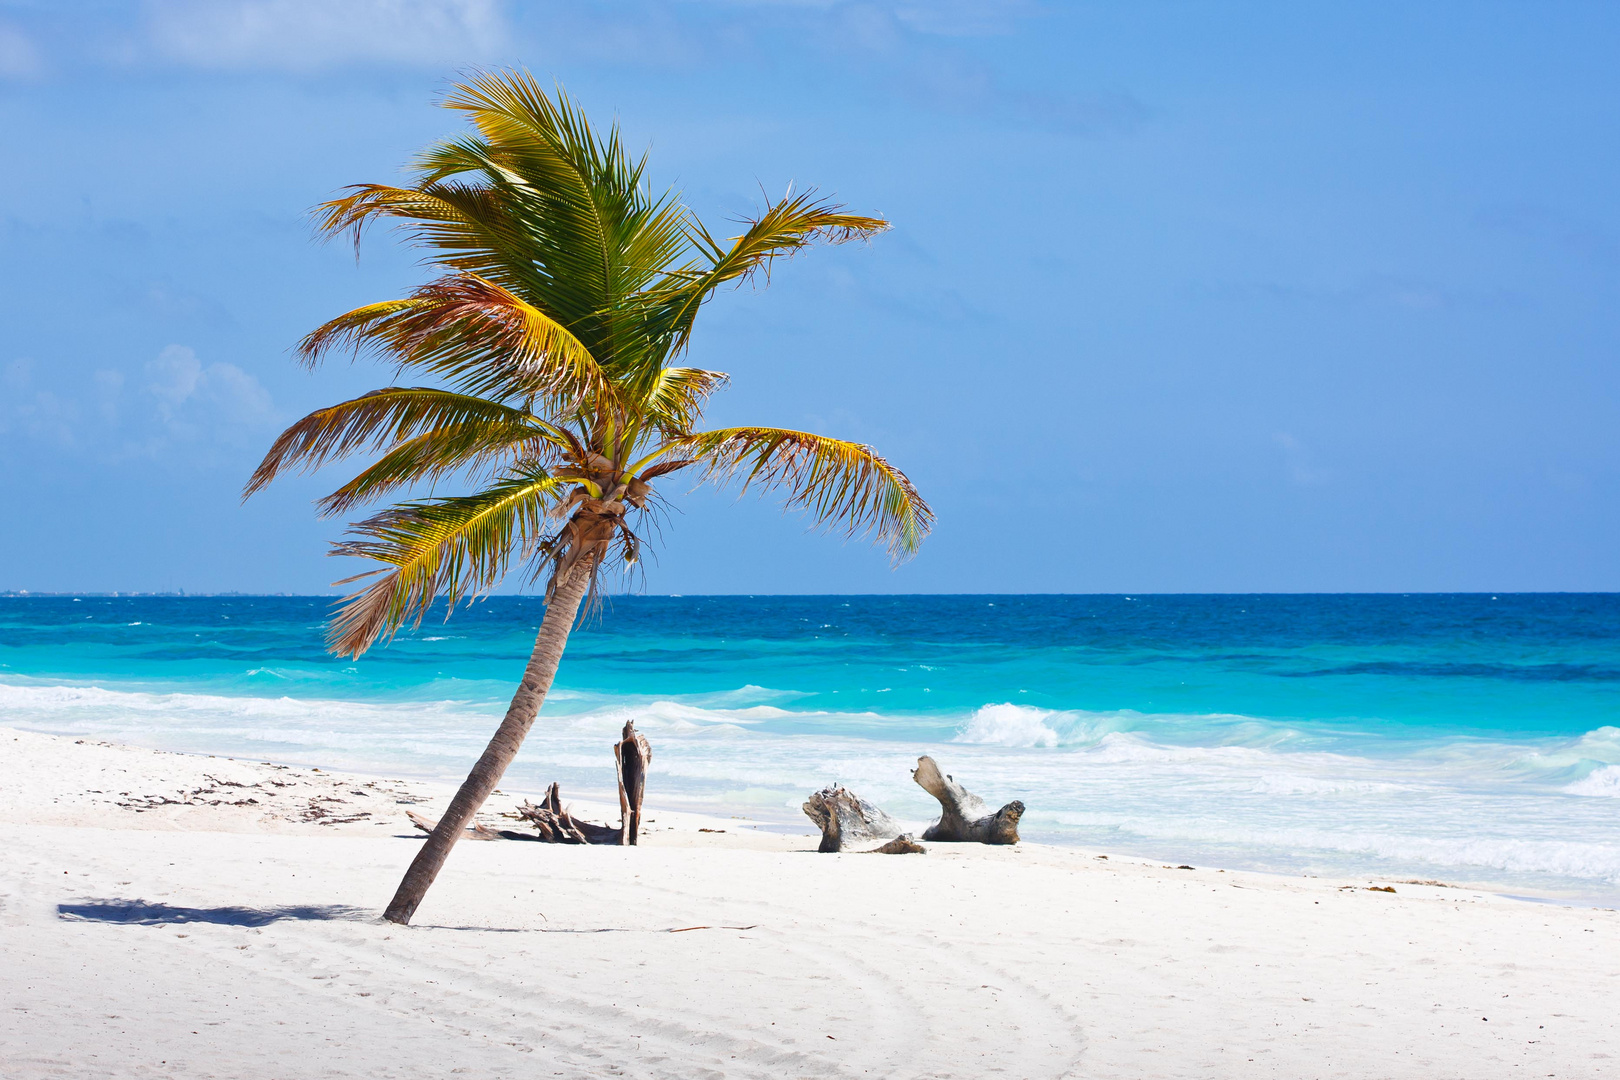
[
  {"x1": 911, "y1": 756, "x2": 1023, "y2": 845},
  {"x1": 407, "y1": 809, "x2": 527, "y2": 842},
  {"x1": 803, "y1": 784, "x2": 904, "y2": 853},
  {"x1": 614, "y1": 720, "x2": 651, "y2": 846}
]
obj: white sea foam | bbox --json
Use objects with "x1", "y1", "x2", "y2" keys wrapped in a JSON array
[
  {"x1": 5, "y1": 678, "x2": 1619, "y2": 898},
  {"x1": 951, "y1": 702, "x2": 1301, "y2": 752},
  {"x1": 0, "y1": 681, "x2": 475, "y2": 724},
  {"x1": 1566, "y1": 765, "x2": 1620, "y2": 798},
  {"x1": 1246, "y1": 773, "x2": 1402, "y2": 796},
  {"x1": 954, "y1": 703, "x2": 1063, "y2": 747}
]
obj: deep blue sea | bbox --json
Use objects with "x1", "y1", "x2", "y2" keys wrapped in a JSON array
[{"x1": 2, "y1": 594, "x2": 1617, "y2": 901}]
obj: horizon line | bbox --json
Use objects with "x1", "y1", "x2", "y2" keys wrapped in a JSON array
[{"x1": 3, "y1": 590, "x2": 1617, "y2": 599}]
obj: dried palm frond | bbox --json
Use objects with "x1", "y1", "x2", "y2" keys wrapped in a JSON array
[{"x1": 669, "y1": 427, "x2": 932, "y2": 562}]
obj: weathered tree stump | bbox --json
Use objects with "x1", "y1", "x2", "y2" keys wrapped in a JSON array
[
  {"x1": 615, "y1": 720, "x2": 651, "y2": 846},
  {"x1": 803, "y1": 784, "x2": 916, "y2": 853},
  {"x1": 912, "y1": 756, "x2": 1023, "y2": 844},
  {"x1": 507, "y1": 782, "x2": 624, "y2": 844}
]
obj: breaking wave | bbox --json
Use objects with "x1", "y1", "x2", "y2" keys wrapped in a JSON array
[{"x1": 5, "y1": 679, "x2": 1620, "y2": 899}]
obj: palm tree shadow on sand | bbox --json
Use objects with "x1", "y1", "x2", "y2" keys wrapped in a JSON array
[
  {"x1": 58, "y1": 898, "x2": 369, "y2": 926},
  {"x1": 58, "y1": 900, "x2": 757, "y2": 935}
]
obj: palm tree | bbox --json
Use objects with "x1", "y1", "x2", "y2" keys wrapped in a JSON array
[{"x1": 245, "y1": 71, "x2": 931, "y2": 926}]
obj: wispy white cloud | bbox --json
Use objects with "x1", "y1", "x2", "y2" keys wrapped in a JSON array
[
  {"x1": 889, "y1": 0, "x2": 1038, "y2": 38},
  {"x1": 0, "y1": 358, "x2": 78, "y2": 445},
  {"x1": 141, "y1": 0, "x2": 508, "y2": 71},
  {"x1": 709, "y1": 2, "x2": 1141, "y2": 135},
  {"x1": 2, "y1": 346, "x2": 276, "y2": 465},
  {"x1": 145, "y1": 345, "x2": 274, "y2": 432},
  {"x1": 20, "y1": 1, "x2": 1115, "y2": 139},
  {"x1": 0, "y1": 22, "x2": 44, "y2": 80},
  {"x1": 537, "y1": 1, "x2": 1046, "y2": 71},
  {"x1": 146, "y1": 345, "x2": 205, "y2": 420},
  {"x1": 706, "y1": 0, "x2": 1037, "y2": 38}
]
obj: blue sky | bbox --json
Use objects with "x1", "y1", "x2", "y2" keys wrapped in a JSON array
[{"x1": 1, "y1": 1, "x2": 1617, "y2": 594}]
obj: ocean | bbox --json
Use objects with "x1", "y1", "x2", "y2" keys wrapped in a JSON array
[{"x1": 2, "y1": 593, "x2": 1617, "y2": 902}]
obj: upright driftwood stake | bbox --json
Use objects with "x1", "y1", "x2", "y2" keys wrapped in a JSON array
[
  {"x1": 912, "y1": 756, "x2": 1023, "y2": 844},
  {"x1": 615, "y1": 721, "x2": 651, "y2": 846}
]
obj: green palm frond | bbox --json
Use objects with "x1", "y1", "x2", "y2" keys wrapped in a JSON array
[
  {"x1": 317, "y1": 180, "x2": 566, "y2": 305},
  {"x1": 669, "y1": 427, "x2": 932, "y2": 562},
  {"x1": 656, "y1": 191, "x2": 888, "y2": 356},
  {"x1": 243, "y1": 387, "x2": 560, "y2": 498},
  {"x1": 426, "y1": 73, "x2": 694, "y2": 366},
  {"x1": 296, "y1": 275, "x2": 609, "y2": 405},
  {"x1": 327, "y1": 469, "x2": 568, "y2": 657},
  {"x1": 314, "y1": 421, "x2": 556, "y2": 518},
  {"x1": 686, "y1": 190, "x2": 888, "y2": 289},
  {"x1": 638, "y1": 367, "x2": 730, "y2": 435}
]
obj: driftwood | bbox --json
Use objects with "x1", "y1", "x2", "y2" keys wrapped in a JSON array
[
  {"x1": 509, "y1": 782, "x2": 624, "y2": 844},
  {"x1": 803, "y1": 785, "x2": 921, "y2": 853},
  {"x1": 868, "y1": 834, "x2": 927, "y2": 854},
  {"x1": 615, "y1": 721, "x2": 651, "y2": 846},
  {"x1": 406, "y1": 809, "x2": 533, "y2": 842},
  {"x1": 912, "y1": 756, "x2": 1023, "y2": 844},
  {"x1": 438, "y1": 723, "x2": 651, "y2": 846}
]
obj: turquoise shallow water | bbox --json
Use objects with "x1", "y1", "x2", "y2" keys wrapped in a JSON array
[{"x1": 2, "y1": 594, "x2": 1617, "y2": 900}]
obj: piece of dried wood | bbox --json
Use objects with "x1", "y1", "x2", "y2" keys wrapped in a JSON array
[
  {"x1": 509, "y1": 782, "x2": 623, "y2": 845},
  {"x1": 614, "y1": 721, "x2": 651, "y2": 846},
  {"x1": 803, "y1": 785, "x2": 904, "y2": 853},
  {"x1": 406, "y1": 809, "x2": 521, "y2": 842},
  {"x1": 911, "y1": 756, "x2": 1023, "y2": 844},
  {"x1": 867, "y1": 834, "x2": 926, "y2": 854}
]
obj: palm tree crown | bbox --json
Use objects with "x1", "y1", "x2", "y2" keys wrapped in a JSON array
[{"x1": 246, "y1": 71, "x2": 931, "y2": 655}]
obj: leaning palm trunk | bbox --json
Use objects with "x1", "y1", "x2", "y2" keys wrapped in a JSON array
[
  {"x1": 383, "y1": 560, "x2": 592, "y2": 925},
  {"x1": 249, "y1": 73, "x2": 932, "y2": 927}
]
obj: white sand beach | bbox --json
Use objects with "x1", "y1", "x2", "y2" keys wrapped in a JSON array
[{"x1": 2, "y1": 725, "x2": 1616, "y2": 1079}]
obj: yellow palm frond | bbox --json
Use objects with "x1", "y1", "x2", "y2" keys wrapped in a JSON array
[
  {"x1": 312, "y1": 182, "x2": 487, "y2": 258},
  {"x1": 668, "y1": 427, "x2": 932, "y2": 562},
  {"x1": 314, "y1": 425, "x2": 557, "y2": 518},
  {"x1": 639, "y1": 367, "x2": 730, "y2": 435},
  {"x1": 327, "y1": 470, "x2": 568, "y2": 657},
  {"x1": 296, "y1": 274, "x2": 609, "y2": 406},
  {"x1": 243, "y1": 387, "x2": 561, "y2": 499}
]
